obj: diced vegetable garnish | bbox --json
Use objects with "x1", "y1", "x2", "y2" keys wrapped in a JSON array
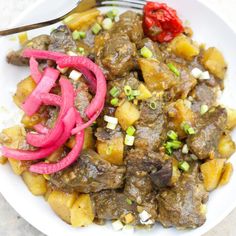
[
  {"x1": 164, "y1": 140, "x2": 182, "y2": 154},
  {"x1": 140, "y1": 46, "x2": 153, "y2": 58},
  {"x1": 102, "y1": 18, "x2": 113, "y2": 30},
  {"x1": 106, "y1": 9, "x2": 118, "y2": 19},
  {"x1": 178, "y1": 161, "x2": 190, "y2": 172},
  {"x1": 72, "y1": 30, "x2": 86, "y2": 40},
  {"x1": 112, "y1": 220, "x2": 124, "y2": 231},
  {"x1": 149, "y1": 101, "x2": 157, "y2": 110},
  {"x1": 110, "y1": 98, "x2": 119, "y2": 106},
  {"x1": 191, "y1": 68, "x2": 202, "y2": 78},
  {"x1": 139, "y1": 210, "x2": 151, "y2": 222},
  {"x1": 182, "y1": 122, "x2": 195, "y2": 135},
  {"x1": 18, "y1": 32, "x2": 28, "y2": 45},
  {"x1": 167, "y1": 63, "x2": 180, "y2": 77},
  {"x1": 199, "y1": 71, "x2": 210, "y2": 80},
  {"x1": 69, "y1": 70, "x2": 82, "y2": 81},
  {"x1": 167, "y1": 130, "x2": 178, "y2": 140},
  {"x1": 200, "y1": 104, "x2": 209, "y2": 115},
  {"x1": 104, "y1": 115, "x2": 118, "y2": 124},
  {"x1": 124, "y1": 85, "x2": 132, "y2": 96},
  {"x1": 182, "y1": 144, "x2": 189, "y2": 154},
  {"x1": 110, "y1": 86, "x2": 120, "y2": 97},
  {"x1": 125, "y1": 134, "x2": 135, "y2": 146},
  {"x1": 92, "y1": 23, "x2": 102, "y2": 34},
  {"x1": 126, "y1": 126, "x2": 136, "y2": 136},
  {"x1": 77, "y1": 47, "x2": 85, "y2": 55}
]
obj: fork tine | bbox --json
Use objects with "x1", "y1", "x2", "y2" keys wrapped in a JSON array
[
  {"x1": 117, "y1": 0, "x2": 146, "y2": 6},
  {"x1": 99, "y1": 1, "x2": 144, "y2": 10}
]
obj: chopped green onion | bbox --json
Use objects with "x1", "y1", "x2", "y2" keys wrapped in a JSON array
[
  {"x1": 167, "y1": 130, "x2": 178, "y2": 140},
  {"x1": 78, "y1": 31, "x2": 86, "y2": 39},
  {"x1": 149, "y1": 101, "x2": 157, "y2": 110},
  {"x1": 124, "y1": 85, "x2": 132, "y2": 96},
  {"x1": 182, "y1": 144, "x2": 189, "y2": 154},
  {"x1": 164, "y1": 140, "x2": 182, "y2": 155},
  {"x1": 178, "y1": 161, "x2": 190, "y2": 172},
  {"x1": 72, "y1": 30, "x2": 81, "y2": 40},
  {"x1": 126, "y1": 198, "x2": 132, "y2": 205},
  {"x1": 126, "y1": 126, "x2": 136, "y2": 136},
  {"x1": 167, "y1": 63, "x2": 180, "y2": 76},
  {"x1": 110, "y1": 98, "x2": 119, "y2": 106},
  {"x1": 140, "y1": 46, "x2": 153, "y2": 58},
  {"x1": 91, "y1": 23, "x2": 102, "y2": 34},
  {"x1": 77, "y1": 47, "x2": 85, "y2": 55},
  {"x1": 128, "y1": 95, "x2": 135, "y2": 101},
  {"x1": 125, "y1": 134, "x2": 135, "y2": 146},
  {"x1": 109, "y1": 86, "x2": 119, "y2": 97},
  {"x1": 200, "y1": 104, "x2": 209, "y2": 115},
  {"x1": 187, "y1": 127, "x2": 195, "y2": 135},
  {"x1": 132, "y1": 90, "x2": 140, "y2": 97},
  {"x1": 102, "y1": 18, "x2": 113, "y2": 30},
  {"x1": 182, "y1": 122, "x2": 195, "y2": 135},
  {"x1": 106, "y1": 9, "x2": 118, "y2": 19}
]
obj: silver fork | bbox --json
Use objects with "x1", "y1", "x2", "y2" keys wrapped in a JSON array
[{"x1": 0, "y1": 0, "x2": 146, "y2": 36}]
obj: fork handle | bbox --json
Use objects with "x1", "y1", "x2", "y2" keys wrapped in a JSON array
[{"x1": 0, "y1": 16, "x2": 63, "y2": 36}]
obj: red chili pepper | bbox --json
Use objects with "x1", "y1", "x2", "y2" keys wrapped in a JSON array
[{"x1": 143, "y1": 2, "x2": 184, "y2": 43}]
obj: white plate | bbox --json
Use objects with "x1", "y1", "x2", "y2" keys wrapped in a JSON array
[{"x1": 0, "y1": 0, "x2": 236, "y2": 235}]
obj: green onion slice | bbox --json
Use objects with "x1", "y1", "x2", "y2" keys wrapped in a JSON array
[
  {"x1": 140, "y1": 46, "x2": 153, "y2": 58},
  {"x1": 178, "y1": 161, "x2": 190, "y2": 172},
  {"x1": 167, "y1": 130, "x2": 178, "y2": 140},
  {"x1": 126, "y1": 126, "x2": 136, "y2": 136},
  {"x1": 124, "y1": 85, "x2": 132, "y2": 96},
  {"x1": 92, "y1": 23, "x2": 102, "y2": 35},
  {"x1": 109, "y1": 87, "x2": 119, "y2": 97},
  {"x1": 149, "y1": 101, "x2": 157, "y2": 110},
  {"x1": 110, "y1": 98, "x2": 119, "y2": 106},
  {"x1": 167, "y1": 63, "x2": 180, "y2": 77}
]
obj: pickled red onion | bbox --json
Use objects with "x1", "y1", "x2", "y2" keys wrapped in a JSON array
[
  {"x1": 26, "y1": 77, "x2": 74, "y2": 148},
  {"x1": 29, "y1": 57, "x2": 42, "y2": 84},
  {"x1": 22, "y1": 67, "x2": 60, "y2": 116},
  {"x1": 1, "y1": 108, "x2": 76, "y2": 161},
  {"x1": 34, "y1": 124, "x2": 49, "y2": 134},
  {"x1": 30, "y1": 109, "x2": 84, "y2": 174}
]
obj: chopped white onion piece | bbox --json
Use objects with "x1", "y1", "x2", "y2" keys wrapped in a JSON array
[
  {"x1": 122, "y1": 225, "x2": 134, "y2": 233},
  {"x1": 104, "y1": 115, "x2": 118, "y2": 124},
  {"x1": 106, "y1": 122, "x2": 117, "y2": 130},
  {"x1": 67, "y1": 51, "x2": 78, "y2": 56},
  {"x1": 125, "y1": 135, "x2": 135, "y2": 146},
  {"x1": 112, "y1": 220, "x2": 124, "y2": 231},
  {"x1": 140, "y1": 219, "x2": 155, "y2": 225},
  {"x1": 184, "y1": 99, "x2": 192, "y2": 109},
  {"x1": 69, "y1": 70, "x2": 82, "y2": 81},
  {"x1": 57, "y1": 65, "x2": 68, "y2": 74},
  {"x1": 102, "y1": 18, "x2": 113, "y2": 30},
  {"x1": 139, "y1": 210, "x2": 151, "y2": 222},
  {"x1": 114, "y1": 16, "x2": 120, "y2": 22},
  {"x1": 199, "y1": 71, "x2": 210, "y2": 80},
  {"x1": 191, "y1": 68, "x2": 202, "y2": 78},
  {"x1": 182, "y1": 144, "x2": 189, "y2": 154}
]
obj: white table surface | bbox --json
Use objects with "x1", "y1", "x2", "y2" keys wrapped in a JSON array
[{"x1": 0, "y1": 0, "x2": 236, "y2": 235}]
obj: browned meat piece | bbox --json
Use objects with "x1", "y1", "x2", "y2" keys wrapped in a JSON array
[
  {"x1": 112, "y1": 11, "x2": 144, "y2": 43},
  {"x1": 48, "y1": 25, "x2": 77, "y2": 53},
  {"x1": 107, "y1": 72, "x2": 140, "y2": 97},
  {"x1": 187, "y1": 106, "x2": 227, "y2": 159},
  {"x1": 157, "y1": 164, "x2": 208, "y2": 229},
  {"x1": 125, "y1": 149, "x2": 172, "y2": 204},
  {"x1": 137, "y1": 38, "x2": 162, "y2": 61},
  {"x1": 92, "y1": 190, "x2": 138, "y2": 222},
  {"x1": 95, "y1": 126, "x2": 122, "y2": 142},
  {"x1": 74, "y1": 78, "x2": 92, "y2": 120},
  {"x1": 96, "y1": 33, "x2": 137, "y2": 79},
  {"x1": 7, "y1": 35, "x2": 50, "y2": 66},
  {"x1": 135, "y1": 101, "x2": 166, "y2": 151},
  {"x1": 50, "y1": 149, "x2": 126, "y2": 193},
  {"x1": 167, "y1": 66, "x2": 197, "y2": 100},
  {"x1": 191, "y1": 83, "x2": 218, "y2": 112}
]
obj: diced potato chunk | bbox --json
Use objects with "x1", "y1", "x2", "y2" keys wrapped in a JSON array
[
  {"x1": 138, "y1": 58, "x2": 176, "y2": 92},
  {"x1": 22, "y1": 171, "x2": 47, "y2": 196},
  {"x1": 13, "y1": 76, "x2": 36, "y2": 107},
  {"x1": 48, "y1": 190, "x2": 77, "y2": 224},
  {"x1": 0, "y1": 156, "x2": 7, "y2": 165},
  {"x1": 70, "y1": 194, "x2": 95, "y2": 227},
  {"x1": 66, "y1": 127, "x2": 95, "y2": 150},
  {"x1": 166, "y1": 99, "x2": 195, "y2": 137},
  {"x1": 115, "y1": 101, "x2": 140, "y2": 130},
  {"x1": 200, "y1": 159, "x2": 226, "y2": 191},
  {"x1": 21, "y1": 113, "x2": 43, "y2": 128},
  {"x1": 169, "y1": 34, "x2": 199, "y2": 61},
  {"x1": 201, "y1": 47, "x2": 227, "y2": 79},
  {"x1": 1, "y1": 126, "x2": 27, "y2": 175},
  {"x1": 137, "y1": 83, "x2": 152, "y2": 100},
  {"x1": 97, "y1": 136, "x2": 124, "y2": 165},
  {"x1": 218, "y1": 162, "x2": 233, "y2": 187},
  {"x1": 218, "y1": 134, "x2": 236, "y2": 159},
  {"x1": 64, "y1": 8, "x2": 100, "y2": 31},
  {"x1": 226, "y1": 108, "x2": 236, "y2": 130}
]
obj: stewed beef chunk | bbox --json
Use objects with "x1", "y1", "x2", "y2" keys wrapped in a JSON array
[
  {"x1": 187, "y1": 106, "x2": 227, "y2": 159},
  {"x1": 50, "y1": 149, "x2": 126, "y2": 193},
  {"x1": 157, "y1": 164, "x2": 208, "y2": 229}
]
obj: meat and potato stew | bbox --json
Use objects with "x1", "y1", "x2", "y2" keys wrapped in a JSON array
[{"x1": 1, "y1": 2, "x2": 236, "y2": 232}]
